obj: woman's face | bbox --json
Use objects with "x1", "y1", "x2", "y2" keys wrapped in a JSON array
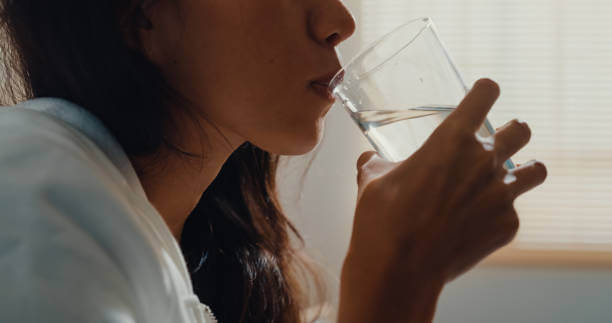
[{"x1": 142, "y1": 0, "x2": 355, "y2": 155}]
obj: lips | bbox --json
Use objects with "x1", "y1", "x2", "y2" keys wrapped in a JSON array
[
  {"x1": 310, "y1": 69, "x2": 344, "y2": 102},
  {"x1": 310, "y1": 81, "x2": 335, "y2": 102}
]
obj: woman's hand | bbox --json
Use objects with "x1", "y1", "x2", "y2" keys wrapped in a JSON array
[{"x1": 337, "y1": 79, "x2": 547, "y2": 323}]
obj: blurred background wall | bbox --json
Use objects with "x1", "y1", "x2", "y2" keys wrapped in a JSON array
[{"x1": 279, "y1": 0, "x2": 612, "y2": 322}]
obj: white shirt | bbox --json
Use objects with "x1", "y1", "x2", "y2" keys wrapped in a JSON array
[{"x1": 0, "y1": 98, "x2": 217, "y2": 323}]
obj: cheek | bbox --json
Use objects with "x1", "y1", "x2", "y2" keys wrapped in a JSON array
[
  {"x1": 180, "y1": 46, "x2": 327, "y2": 155},
  {"x1": 166, "y1": 0, "x2": 326, "y2": 154},
  {"x1": 170, "y1": 17, "x2": 305, "y2": 127}
]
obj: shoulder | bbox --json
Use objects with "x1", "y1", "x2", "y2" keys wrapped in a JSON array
[
  {"x1": 0, "y1": 101, "x2": 179, "y2": 322},
  {"x1": 0, "y1": 98, "x2": 103, "y2": 162},
  {"x1": 0, "y1": 100, "x2": 128, "y2": 218},
  {"x1": 0, "y1": 133, "x2": 146, "y2": 322},
  {"x1": 0, "y1": 98, "x2": 137, "y2": 218}
]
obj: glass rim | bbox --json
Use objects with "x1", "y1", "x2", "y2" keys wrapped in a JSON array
[{"x1": 329, "y1": 16, "x2": 435, "y2": 91}]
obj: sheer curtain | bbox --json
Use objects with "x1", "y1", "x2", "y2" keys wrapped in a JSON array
[{"x1": 354, "y1": 0, "x2": 612, "y2": 251}]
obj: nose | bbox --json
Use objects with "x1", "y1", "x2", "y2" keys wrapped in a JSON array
[{"x1": 308, "y1": 0, "x2": 356, "y2": 47}]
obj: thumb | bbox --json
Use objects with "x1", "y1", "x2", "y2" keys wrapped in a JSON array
[
  {"x1": 356, "y1": 150, "x2": 379, "y2": 170},
  {"x1": 356, "y1": 151, "x2": 392, "y2": 188}
]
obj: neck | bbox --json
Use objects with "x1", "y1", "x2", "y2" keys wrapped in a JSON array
[{"x1": 130, "y1": 109, "x2": 245, "y2": 241}]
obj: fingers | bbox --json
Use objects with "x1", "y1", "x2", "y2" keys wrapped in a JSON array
[
  {"x1": 506, "y1": 160, "x2": 547, "y2": 197},
  {"x1": 444, "y1": 78, "x2": 501, "y2": 133},
  {"x1": 494, "y1": 119, "x2": 532, "y2": 162}
]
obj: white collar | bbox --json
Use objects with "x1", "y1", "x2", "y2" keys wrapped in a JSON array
[
  {"x1": 17, "y1": 97, "x2": 218, "y2": 322},
  {"x1": 17, "y1": 97, "x2": 149, "y2": 199}
]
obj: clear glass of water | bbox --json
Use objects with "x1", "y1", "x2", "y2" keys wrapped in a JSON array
[{"x1": 330, "y1": 17, "x2": 514, "y2": 169}]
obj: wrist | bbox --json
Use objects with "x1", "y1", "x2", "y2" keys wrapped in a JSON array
[
  {"x1": 339, "y1": 251, "x2": 444, "y2": 323},
  {"x1": 338, "y1": 255, "x2": 444, "y2": 323}
]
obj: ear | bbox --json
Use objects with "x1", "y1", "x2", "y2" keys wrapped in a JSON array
[
  {"x1": 120, "y1": 0, "x2": 161, "y2": 62},
  {"x1": 137, "y1": 0, "x2": 178, "y2": 66},
  {"x1": 135, "y1": 6, "x2": 154, "y2": 31}
]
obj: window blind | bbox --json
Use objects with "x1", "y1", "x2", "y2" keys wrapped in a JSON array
[{"x1": 355, "y1": 0, "x2": 612, "y2": 250}]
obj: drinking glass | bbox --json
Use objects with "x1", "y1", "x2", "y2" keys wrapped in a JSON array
[{"x1": 329, "y1": 17, "x2": 514, "y2": 169}]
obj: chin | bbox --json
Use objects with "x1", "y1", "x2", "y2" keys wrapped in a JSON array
[
  {"x1": 262, "y1": 122, "x2": 324, "y2": 156},
  {"x1": 278, "y1": 135, "x2": 321, "y2": 156}
]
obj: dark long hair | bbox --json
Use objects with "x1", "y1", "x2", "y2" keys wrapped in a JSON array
[{"x1": 0, "y1": 1, "x2": 326, "y2": 322}]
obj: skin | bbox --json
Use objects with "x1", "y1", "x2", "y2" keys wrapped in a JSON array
[
  {"x1": 339, "y1": 80, "x2": 547, "y2": 322},
  {"x1": 131, "y1": 0, "x2": 355, "y2": 237},
  {"x1": 132, "y1": 1, "x2": 547, "y2": 321}
]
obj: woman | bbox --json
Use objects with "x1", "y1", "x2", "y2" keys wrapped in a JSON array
[{"x1": 0, "y1": 0, "x2": 546, "y2": 322}]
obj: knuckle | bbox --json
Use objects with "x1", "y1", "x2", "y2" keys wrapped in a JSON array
[
  {"x1": 500, "y1": 209, "x2": 520, "y2": 243},
  {"x1": 508, "y1": 212, "x2": 520, "y2": 235},
  {"x1": 453, "y1": 127, "x2": 476, "y2": 146},
  {"x1": 434, "y1": 120, "x2": 461, "y2": 138}
]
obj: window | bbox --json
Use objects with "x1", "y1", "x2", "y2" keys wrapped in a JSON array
[{"x1": 351, "y1": 0, "x2": 612, "y2": 264}]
